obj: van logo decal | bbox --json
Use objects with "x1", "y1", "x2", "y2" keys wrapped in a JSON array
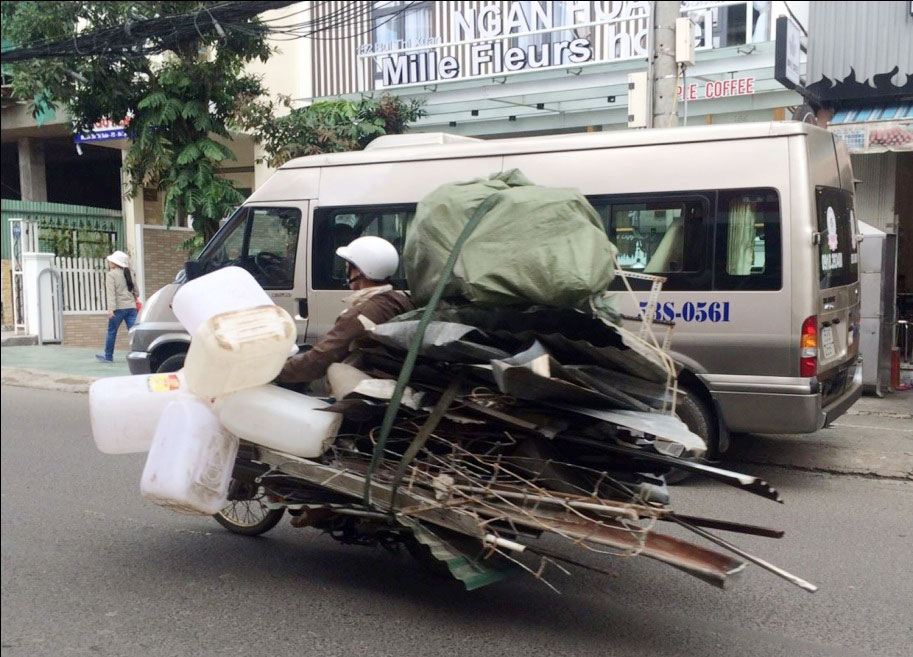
[{"x1": 826, "y1": 207, "x2": 839, "y2": 252}]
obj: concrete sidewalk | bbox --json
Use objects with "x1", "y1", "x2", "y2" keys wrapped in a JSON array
[{"x1": 1, "y1": 345, "x2": 131, "y2": 392}]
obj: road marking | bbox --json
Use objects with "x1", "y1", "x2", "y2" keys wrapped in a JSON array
[{"x1": 832, "y1": 422, "x2": 913, "y2": 433}]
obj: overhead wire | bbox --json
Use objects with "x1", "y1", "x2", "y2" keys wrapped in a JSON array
[
  {"x1": 255, "y1": 1, "x2": 327, "y2": 24},
  {"x1": 782, "y1": 2, "x2": 809, "y2": 37},
  {"x1": 225, "y1": 1, "x2": 374, "y2": 41},
  {"x1": 257, "y1": 1, "x2": 409, "y2": 41},
  {"x1": 1, "y1": 2, "x2": 293, "y2": 62},
  {"x1": 208, "y1": 1, "x2": 418, "y2": 46},
  {"x1": 3, "y1": 0, "x2": 421, "y2": 59}
]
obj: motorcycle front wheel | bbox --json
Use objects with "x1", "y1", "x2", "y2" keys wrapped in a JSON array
[{"x1": 214, "y1": 482, "x2": 285, "y2": 536}]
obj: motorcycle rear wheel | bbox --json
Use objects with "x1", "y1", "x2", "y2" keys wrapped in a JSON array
[{"x1": 214, "y1": 484, "x2": 285, "y2": 536}]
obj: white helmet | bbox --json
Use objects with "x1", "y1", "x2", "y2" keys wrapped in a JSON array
[{"x1": 336, "y1": 236, "x2": 399, "y2": 281}]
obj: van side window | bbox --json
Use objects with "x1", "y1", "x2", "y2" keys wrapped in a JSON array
[
  {"x1": 592, "y1": 194, "x2": 711, "y2": 291},
  {"x1": 204, "y1": 206, "x2": 301, "y2": 289},
  {"x1": 715, "y1": 189, "x2": 781, "y2": 290},
  {"x1": 313, "y1": 205, "x2": 415, "y2": 290}
]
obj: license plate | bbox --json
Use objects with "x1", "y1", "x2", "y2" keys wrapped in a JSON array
[{"x1": 821, "y1": 326, "x2": 836, "y2": 360}]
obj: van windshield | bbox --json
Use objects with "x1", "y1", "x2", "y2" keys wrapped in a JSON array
[{"x1": 816, "y1": 187, "x2": 858, "y2": 289}]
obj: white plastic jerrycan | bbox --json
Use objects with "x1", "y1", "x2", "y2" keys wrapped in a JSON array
[
  {"x1": 214, "y1": 385, "x2": 342, "y2": 459},
  {"x1": 172, "y1": 266, "x2": 273, "y2": 335},
  {"x1": 89, "y1": 371, "x2": 194, "y2": 454},
  {"x1": 140, "y1": 399, "x2": 239, "y2": 516},
  {"x1": 183, "y1": 304, "x2": 296, "y2": 399}
]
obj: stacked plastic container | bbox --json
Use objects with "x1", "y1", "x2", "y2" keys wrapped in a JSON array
[{"x1": 88, "y1": 266, "x2": 342, "y2": 516}]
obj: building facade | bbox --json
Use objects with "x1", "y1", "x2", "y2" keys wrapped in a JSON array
[
  {"x1": 307, "y1": 1, "x2": 809, "y2": 136},
  {"x1": 805, "y1": 1, "x2": 913, "y2": 303}
]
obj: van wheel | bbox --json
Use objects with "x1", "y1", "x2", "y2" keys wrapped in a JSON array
[
  {"x1": 156, "y1": 353, "x2": 186, "y2": 373},
  {"x1": 666, "y1": 388, "x2": 717, "y2": 485}
]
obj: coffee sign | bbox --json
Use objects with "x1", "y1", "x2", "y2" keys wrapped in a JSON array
[{"x1": 677, "y1": 76, "x2": 756, "y2": 100}]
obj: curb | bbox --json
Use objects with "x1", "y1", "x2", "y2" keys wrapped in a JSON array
[
  {"x1": 0, "y1": 367, "x2": 97, "y2": 393},
  {"x1": 0, "y1": 336, "x2": 39, "y2": 347},
  {"x1": 724, "y1": 456, "x2": 913, "y2": 482}
]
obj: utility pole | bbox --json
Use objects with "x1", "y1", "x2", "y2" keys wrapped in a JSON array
[{"x1": 651, "y1": 1, "x2": 680, "y2": 128}]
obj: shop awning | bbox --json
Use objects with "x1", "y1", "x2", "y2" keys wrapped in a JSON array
[{"x1": 829, "y1": 103, "x2": 913, "y2": 154}]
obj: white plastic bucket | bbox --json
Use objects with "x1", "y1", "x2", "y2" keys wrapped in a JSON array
[
  {"x1": 140, "y1": 399, "x2": 239, "y2": 515},
  {"x1": 183, "y1": 305, "x2": 297, "y2": 399},
  {"x1": 172, "y1": 266, "x2": 272, "y2": 336},
  {"x1": 89, "y1": 371, "x2": 194, "y2": 454},
  {"x1": 214, "y1": 385, "x2": 342, "y2": 458}
]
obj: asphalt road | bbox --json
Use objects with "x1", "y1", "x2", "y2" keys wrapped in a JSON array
[{"x1": 2, "y1": 385, "x2": 911, "y2": 657}]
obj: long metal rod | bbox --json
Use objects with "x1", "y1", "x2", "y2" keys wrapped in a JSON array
[
  {"x1": 561, "y1": 434, "x2": 783, "y2": 503},
  {"x1": 451, "y1": 485, "x2": 643, "y2": 521},
  {"x1": 522, "y1": 544, "x2": 619, "y2": 578},
  {"x1": 670, "y1": 516, "x2": 817, "y2": 593},
  {"x1": 667, "y1": 514, "x2": 785, "y2": 539}
]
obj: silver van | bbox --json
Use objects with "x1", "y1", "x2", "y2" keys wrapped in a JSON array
[{"x1": 128, "y1": 121, "x2": 862, "y2": 455}]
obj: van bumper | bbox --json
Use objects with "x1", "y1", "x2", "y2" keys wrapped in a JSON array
[
  {"x1": 704, "y1": 360, "x2": 862, "y2": 434},
  {"x1": 127, "y1": 351, "x2": 152, "y2": 375},
  {"x1": 822, "y1": 360, "x2": 863, "y2": 427},
  {"x1": 126, "y1": 322, "x2": 189, "y2": 376}
]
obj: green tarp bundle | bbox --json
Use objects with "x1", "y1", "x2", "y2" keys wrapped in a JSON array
[{"x1": 403, "y1": 170, "x2": 618, "y2": 309}]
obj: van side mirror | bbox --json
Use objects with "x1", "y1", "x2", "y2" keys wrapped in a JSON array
[{"x1": 184, "y1": 259, "x2": 206, "y2": 281}]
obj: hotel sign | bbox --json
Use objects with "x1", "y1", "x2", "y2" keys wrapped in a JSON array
[{"x1": 360, "y1": 2, "x2": 652, "y2": 88}]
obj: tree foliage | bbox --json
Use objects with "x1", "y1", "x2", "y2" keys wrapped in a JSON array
[
  {"x1": 1, "y1": 1, "x2": 272, "y2": 240},
  {"x1": 237, "y1": 94, "x2": 426, "y2": 168}
]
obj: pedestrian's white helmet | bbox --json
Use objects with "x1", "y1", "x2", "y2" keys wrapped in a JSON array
[{"x1": 336, "y1": 236, "x2": 399, "y2": 281}]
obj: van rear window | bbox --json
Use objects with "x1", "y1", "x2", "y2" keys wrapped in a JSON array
[{"x1": 816, "y1": 187, "x2": 858, "y2": 289}]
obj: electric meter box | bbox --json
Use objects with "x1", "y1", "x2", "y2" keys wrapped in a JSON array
[{"x1": 676, "y1": 17, "x2": 695, "y2": 66}]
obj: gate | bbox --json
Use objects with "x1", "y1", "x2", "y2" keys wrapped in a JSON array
[
  {"x1": 7, "y1": 218, "x2": 37, "y2": 333},
  {"x1": 53, "y1": 256, "x2": 109, "y2": 312}
]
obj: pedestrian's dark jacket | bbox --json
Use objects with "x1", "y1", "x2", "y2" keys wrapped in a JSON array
[{"x1": 276, "y1": 285, "x2": 413, "y2": 383}]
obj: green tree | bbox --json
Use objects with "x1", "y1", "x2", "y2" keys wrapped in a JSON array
[
  {"x1": 1, "y1": 1, "x2": 273, "y2": 241},
  {"x1": 239, "y1": 94, "x2": 426, "y2": 168}
]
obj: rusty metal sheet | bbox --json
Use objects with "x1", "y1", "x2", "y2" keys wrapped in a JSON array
[{"x1": 476, "y1": 506, "x2": 747, "y2": 590}]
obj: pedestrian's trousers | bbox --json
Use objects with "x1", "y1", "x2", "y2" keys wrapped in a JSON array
[{"x1": 105, "y1": 308, "x2": 137, "y2": 359}]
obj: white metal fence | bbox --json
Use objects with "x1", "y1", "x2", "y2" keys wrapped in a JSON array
[{"x1": 53, "y1": 256, "x2": 108, "y2": 313}]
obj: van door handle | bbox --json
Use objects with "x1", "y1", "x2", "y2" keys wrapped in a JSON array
[{"x1": 297, "y1": 298, "x2": 308, "y2": 318}]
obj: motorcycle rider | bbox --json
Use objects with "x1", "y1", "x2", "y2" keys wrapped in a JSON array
[{"x1": 276, "y1": 236, "x2": 413, "y2": 384}]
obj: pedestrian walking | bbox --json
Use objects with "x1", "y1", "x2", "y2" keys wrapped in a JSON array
[{"x1": 96, "y1": 250, "x2": 138, "y2": 363}]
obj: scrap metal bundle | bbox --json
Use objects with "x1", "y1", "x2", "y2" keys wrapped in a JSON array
[
  {"x1": 256, "y1": 171, "x2": 816, "y2": 593},
  {"x1": 255, "y1": 307, "x2": 814, "y2": 593}
]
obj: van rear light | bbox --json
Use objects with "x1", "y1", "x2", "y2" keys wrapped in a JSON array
[
  {"x1": 848, "y1": 307, "x2": 859, "y2": 346},
  {"x1": 800, "y1": 315, "x2": 818, "y2": 377}
]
